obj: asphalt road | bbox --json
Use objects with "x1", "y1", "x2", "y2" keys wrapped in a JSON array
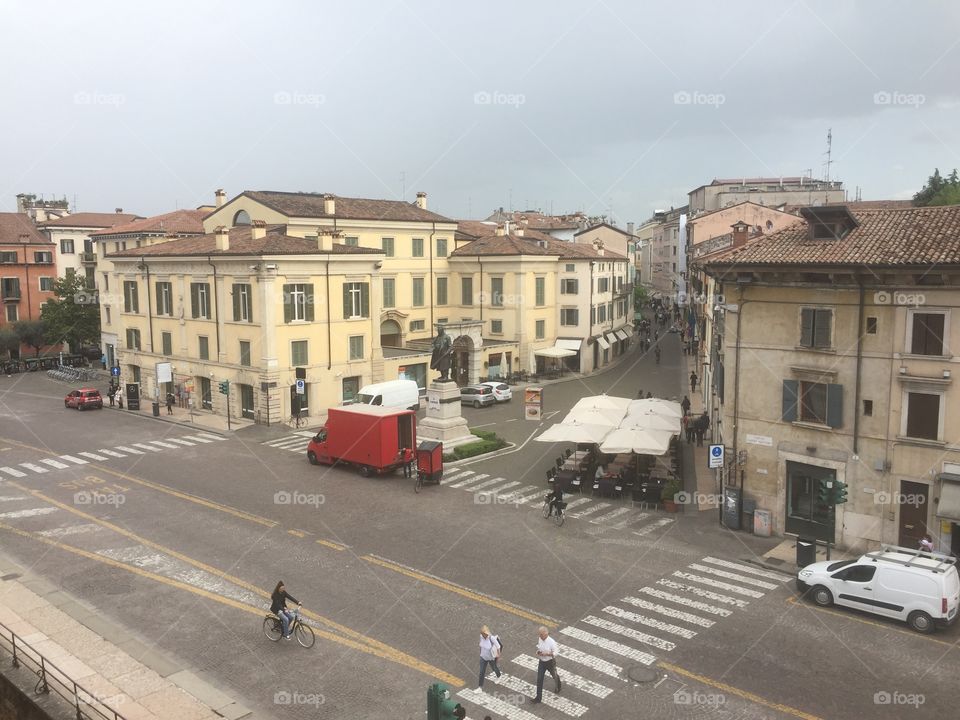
[{"x1": 0, "y1": 334, "x2": 953, "y2": 720}]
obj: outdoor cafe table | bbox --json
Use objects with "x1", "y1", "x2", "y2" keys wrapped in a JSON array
[
  {"x1": 555, "y1": 469, "x2": 580, "y2": 492},
  {"x1": 562, "y1": 456, "x2": 590, "y2": 471}
]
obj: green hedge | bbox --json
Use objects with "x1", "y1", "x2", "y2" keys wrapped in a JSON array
[{"x1": 441, "y1": 430, "x2": 508, "y2": 461}]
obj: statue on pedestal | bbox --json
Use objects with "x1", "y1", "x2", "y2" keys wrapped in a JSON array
[{"x1": 430, "y1": 326, "x2": 454, "y2": 382}]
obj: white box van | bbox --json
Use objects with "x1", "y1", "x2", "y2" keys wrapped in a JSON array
[
  {"x1": 797, "y1": 544, "x2": 960, "y2": 633},
  {"x1": 351, "y1": 379, "x2": 421, "y2": 412}
]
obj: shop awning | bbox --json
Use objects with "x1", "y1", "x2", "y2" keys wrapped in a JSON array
[
  {"x1": 616, "y1": 328, "x2": 631, "y2": 341},
  {"x1": 596, "y1": 335, "x2": 610, "y2": 350},
  {"x1": 937, "y1": 473, "x2": 960, "y2": 522},
  {"x1": 555, "y1": 338, "x2": 583, "y2": 351},
  {"x1": 605, "y1": 333, "x2": 618, "y2": 346},
  {"x1": 534, "y1": 346, "x2": 577, "y2": 358}
]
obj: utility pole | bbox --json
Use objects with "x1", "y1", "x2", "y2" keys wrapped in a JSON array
[{"x1": 823, "y1": 128, "x2": 833, "y2": 182}]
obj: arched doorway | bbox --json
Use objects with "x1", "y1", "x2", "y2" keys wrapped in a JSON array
[
  {"x1": 451, "y1": 334, "x2": 474, "y2": 387},
  {"x1": 380, "y1": 319, "x2": 402, "y2": 347}
]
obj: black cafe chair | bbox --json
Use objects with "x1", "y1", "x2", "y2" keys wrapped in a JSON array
[{"x1": 564, "y1": 448, "x2": 573, "y2": 459}]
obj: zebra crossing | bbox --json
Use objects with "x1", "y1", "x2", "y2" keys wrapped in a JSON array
[
  {"x1": 0, "y1": 433, "x2": 226, "y2": 478},
  {"x1": 455, "y1": 555, "x2": 790, "y2": 720},
  {"x1": 260, "y1": 431, "x2": 318, "y2": 454}
]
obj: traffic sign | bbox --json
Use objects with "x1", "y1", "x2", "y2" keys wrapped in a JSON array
[
  {"x1": 111, "y1": 366, "x2": 120, "y2": 377},
  {"x1": 709, "y1": 444, "x2": 724, "y2": 469},
  {"x1": 296, "y1": 379, "x2": 305, "y2": 394}
]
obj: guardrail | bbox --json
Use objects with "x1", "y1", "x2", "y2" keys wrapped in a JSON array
[{"x1": 0, "y1": 619, "x2": 127, "y2": 719}]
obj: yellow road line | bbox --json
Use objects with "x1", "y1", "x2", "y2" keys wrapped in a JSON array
[
  {"x1": 0, "y1": 521, "x2": 463, "y2": 686},
  {"x1": 362, "y1": 555, "x2": 557, "y2": 628},
  {"x1": 785, "y1": 595, "x2": 954, "y2": 647},
  {"x1": 287, "y1": 529, "x2": 307, "y2": 538},
  {"x1": 659, "y1": 661, "x2": 822, "y2": 720},
  {"x1": 316, "y1": 539, "x2": 347, "y2": 551},
  {"x1": 4, "y1": 481, "x2": 462, "y2": 682}
]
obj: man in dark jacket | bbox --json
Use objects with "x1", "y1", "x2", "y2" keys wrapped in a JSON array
[{"x1": 695, "y1": 412, "x2": 709, "y2": 447}]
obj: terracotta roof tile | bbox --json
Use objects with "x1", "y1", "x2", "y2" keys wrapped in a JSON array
[
  {"x1": 699, "y1": 204, "x2": 960, "y2": 268},
  {"x1": 243, "y1": 191, "x2": 454, "y2": 223},
  {"x1": 90, "y1": 209, "x2": 207, "y2": 237},
  {"x1": 451, "y1": 230, "x2": 626, "y2": 260},
  {"x1": 0, "y1": 213, "x2": 52, "y2": 245},
  {"x1": 39, "y1": 212, "x2": 142, "y2": 228},
  {"x1": 107, "y1": 226, "x2": 382, "y2": 258}
]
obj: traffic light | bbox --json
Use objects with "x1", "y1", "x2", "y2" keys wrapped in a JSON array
[
  {"x1": 817, "y1": 479, "x2": 833, "y2": 505},
  {"x1": 218, "y1": 380, "x2": 230, "y2": 395},
  {"x1": 426, "y1": 684, "x2": 462, "y2": 720},
  {"x1": 833, "y1": 480, "x2": 848, "y2": 505}
]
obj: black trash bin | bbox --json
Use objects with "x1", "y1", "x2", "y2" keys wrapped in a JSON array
[
  {"x1": 796, "y1": 537, "x2": 817, "y2": 568},
  {"x1": 152, "y1": 402, "x2": 160, "y2": 417},
  {"x1": 742, "y1": 499, "x2": 757, "y2": 534}
]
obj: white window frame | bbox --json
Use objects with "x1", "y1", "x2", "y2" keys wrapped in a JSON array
[
  {"x1": 905, "y1": 308, "x2": 950, "y2": 357},
  {"x1": 535, "y1": 319, "x2": 545, "y2": 339},
  {"x1": 38, "y1": 276, "x2": 54, "y2": 292},
  {"x1": 560, "y1": 308, "x2": 579, "y2": 326},
  {"x1": 491, "y1": 319, "x2": 503, "y2": 334},
  {"x1": 290, "y1": 284, "x2": 308, "y2": 321},
  {"x1": 60, "y1": 238, "x2": 75, "y2": 254},
  {"x1": 347, "y1": 282, "x2": 364, "y2": 318}
]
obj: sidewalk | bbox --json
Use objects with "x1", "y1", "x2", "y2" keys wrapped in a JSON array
[
  {"x1": 0, "y1": 551, "x2": 251, "y2": 720},
  {"x1": 680, "y1": 352, "x2": 719, "y2": 513}
]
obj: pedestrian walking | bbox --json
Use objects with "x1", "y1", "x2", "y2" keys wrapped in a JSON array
[
  {"x1": 682, "y1": 414, "x2": 693, "y2": 443},
  {"x1": 654, "y1": 346, "x2": 661, "y2": 364},
  {"x1": 115, "y1": 388, "x2": 123, "y2": 410},
  {"x1": 646, "y1": 391, "x2": 653, "y2": 399},
  {"x1": 477, "y1": 625, "x2": 502, "y2": 689},
  {"x1": 107, "y1": 383, "x2": 115, "y2": 408},
  {"x1": 690, "y1": 371, "x2": 698, "y2": 393},
  {"x1": 531, "y1": 626, "x2": 561, "y2": 704},
  {"x1": 695, "y1": 411, "x2": 709, "y2": 446},
  {"x1": 680, "y1": 395, "x2": 691, "y2": 416},
  {"x1": 166, "y1": 391, "x2": 175, "y2": 415}
]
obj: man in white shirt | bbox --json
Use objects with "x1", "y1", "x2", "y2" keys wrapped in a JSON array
[
  {"x1": 531, "y1": 625, "x2": 561, "y2": 703},
  {"x1": 477, "y1": 625, "x2": 502, "y2": 689}
]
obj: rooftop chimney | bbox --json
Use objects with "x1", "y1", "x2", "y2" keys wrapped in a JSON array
[
  {"x1": 318, "y1": 229, "x2": 339, "y2": 252},
  {"x1": 215, "y1": 189, "x2": 226, "y2": 207},
  {"x1": 323, "y1": 194, "x2": 336, "y2": 215},
  {"x1": 731, "y1": 220, "x2": 749, "y2": 248},
  {"x1": 214, "y1": 226, "x2": 229, "y2": 251},
  {"x1": 115, "y1": 208, "x2": 123, "y2": 214},
  {"x1": 251, "y1": 219, "x2": 267, "y2": 240},
  {"x1": 495, "y1": 223, "x2": 506, "y2": 236},
  {"x1": 627, "y1": 222, "x2": 635, "y2": 236},
  {"x1": 515, "y1": 227, "x2": 524, "y2": 237},
  {"x1": 415, "y1": 191, "x2": 427, "y2": 210}
]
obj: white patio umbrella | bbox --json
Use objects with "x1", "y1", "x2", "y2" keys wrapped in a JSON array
[
  {"x1": 626, "y1": 398, "x2": 683, "y2": 419},
  {"x1": 622, "y1": 412, "x2": 681, "y2": 434},
  {"x1": 535, "y1": 420, "x2": 613, "y2": 445},
  {"x1": 572, "y1": 395, "x2": 632, "y2": 413},
  {"x1": 600, "y1": 427, "x2": 674, "y2": 456},
  {"x1": 562, "y1": 406, "x2": 626, "y2": 427}
]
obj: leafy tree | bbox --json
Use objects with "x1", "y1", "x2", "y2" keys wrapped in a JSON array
[
  {"x1": 40, "y1": 273, "x2": 101, "y2": 352},
  {"x1": 915, "y1": 167, "x2": 960, "y2": 206},
  {"x1": 0, "y1": 328, "x2": 19, "y2": 359},
  {"x1": 633, "y1": 285, "x2": 649, "y2": 311},
  {"x1": 13, "y1": 319, "x2": 48, "y2": 357}
]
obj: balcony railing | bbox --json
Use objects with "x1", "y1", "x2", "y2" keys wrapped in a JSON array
[
  {"x1": 80, "y1": 251, "x2": 97, "y2": 263},
  {"x1": 2, "y1": 290, "x2": 21, "y2": 302}
]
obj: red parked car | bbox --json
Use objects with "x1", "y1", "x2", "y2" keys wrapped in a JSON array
[{"x1": 64, "y1": 388, "x2": 104, "y2": 410}]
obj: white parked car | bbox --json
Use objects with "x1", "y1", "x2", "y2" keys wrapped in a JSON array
[
  {"x1": 796, "y1": 544, "x2": 960, "y2": 633},
  {"x1": 480, "y1": 381, "x2": 512, "y2": 402}
]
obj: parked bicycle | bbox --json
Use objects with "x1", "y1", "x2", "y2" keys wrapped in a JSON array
[
  {"x1": 262, "y1": 606, "x2": 315, "y2": 648},
  {"x1": 542, "y1": 494, "x2": 566, "y2": 527}
]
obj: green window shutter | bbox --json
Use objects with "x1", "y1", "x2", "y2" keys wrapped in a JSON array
[
  {"x1": 343, "y1": 283, "x2": 351, "y2": 319},
  {"x1": 800, "y1": 308, "x2": 813, "y2": 347},
  {"x1": 814, "y1": 309, "x2": 832, "y2": 348},
  {"x1": 826, "y1": 384, "x2": 843, "y2": 428},
  {"x1": 305, "y1": 283, "x2": 315, "y2": 322},
  {"x1": 283, "y1": 284, "x2": 293, "y2": 323},
  {"x1": 361, "y1": 283, "x2": 370, "y2": 317},
  {"x1": 156, "y1": 284, "x2": 163, "y2": 313},
  {"x1": 190, "y1": 283, "x2": 199, "y2": 319},
  {"x1": 782, "y1": 380, "x2": 799, "y2": 422},
  {"x1": 232, "y1": 285, "x2": 241, "y2": 321}
]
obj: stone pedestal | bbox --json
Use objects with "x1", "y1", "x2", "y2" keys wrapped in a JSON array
[{"x1": 417, "y1": 380, "x2": 475, "y2": 450}]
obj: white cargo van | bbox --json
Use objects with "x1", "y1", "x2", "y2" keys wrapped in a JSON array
[
  {"x1": 797, "y1": 544, "x2": 960, "y2": 633},
  {"x1": 352, "y1": 379, "x2": 421, "y2": 411}
]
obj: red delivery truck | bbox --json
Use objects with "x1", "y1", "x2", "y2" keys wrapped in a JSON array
[{"x1": 306, "y1": 405, "x2": 417, "y2": 476}]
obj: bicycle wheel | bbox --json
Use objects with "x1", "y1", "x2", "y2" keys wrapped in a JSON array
[
  {"x1": 415, "y1": 474, "x2": 423, "y2": 493},
  {"x1": 295, "y1": 622, "x2": 315, "y2": 648},
  {"x1": 554, "y1": 510, "x2": 565, "y2": 527},
  {"x1": 542, "y1": 501, "x2": 551, "y2": 519},
  {"x1": 262, "y1": 615, "x2": 282, "y2": 642}
]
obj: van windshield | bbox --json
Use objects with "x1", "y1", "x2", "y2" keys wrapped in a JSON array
[
  {"x1": 827, "y1": 560, "x2": 855, "y2": 572},
  {"x1": 357, "y1": 394, "x2": 375, "y2": 404}
]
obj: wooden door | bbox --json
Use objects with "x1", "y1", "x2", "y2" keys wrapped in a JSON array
[{"x1": 897, "y1": 480, "x2": 929, "y2": 548}]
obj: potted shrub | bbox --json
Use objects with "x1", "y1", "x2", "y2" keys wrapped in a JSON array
[{"x1": 661, "y1": 478, "x2": 682, "y2": 513}]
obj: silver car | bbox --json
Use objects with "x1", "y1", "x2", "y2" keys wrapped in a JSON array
[{"x1": 460, "y1": 384, "x2": 496, "y2": 408}]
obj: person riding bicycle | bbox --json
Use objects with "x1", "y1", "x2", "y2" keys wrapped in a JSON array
[
  {"x1": 271, "y1": 581, "x2": 300, "y2": 640},
  {"x1": 546, "y1": 484, "x2": 564, "y2": 517}
]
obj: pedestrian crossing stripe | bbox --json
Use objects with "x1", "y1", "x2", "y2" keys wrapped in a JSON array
[
  {"x1": 0, "y1": 467, "x2": 27, "y2": 477},
  {"x1": 621, "y1": 595, "x2": 717, "y2": 626},
  {"x1": 456, "y1": 688, "x2": 541, "y2": 720},
  {"x1": 19, "y1": 463, "x2": 48, "y2": 473},
  {"x1": 78, "y1": 452, "x2": 107, "y2": 461},
  {"x1": 602, "y1": 605, "x2": 697, "y2": 639},
  {"x1": 581, "y1": 615, "x2": 676, "y2": 651},
  {"x1": 0, "y1": 507, "x2": 58, "y2": 519},
  {"x1": 166, "y1": 438, "x2": 196, "y2": 446},
  {"x1": 568, "y1": 502, "x2": 610, "y2": 519},
  {"x1": 511, "y1": 655, "x2": 612, "y2": 698},
  {"x1": 552, "y1": 645, "x2": 625, "y2": 679},
  {"x1": 588, "y1": 507, "x2": 632, "y2": 525},
  {"x1": 477, "y1": 481, "x2": 520, "y2": 497},
  {"x1": 98, "y1": 449, "x2": 127, "y2": 457},
  {"x1": 58, "y1": 455, "x2": 88, "y2": 465},
  {"x1": 559, "y1": 626, "x2": 656, "y2": 665},
  {"x1": 469, "y1": 477, "x2": 508, "y2": 492},
  {"x1": 132, "y1": 443, "x2": 162, "y2": 452},
  {"x1": 114, "y1": 446, "x2": 144, "y2": 455},
  {"x1": 440, "y1": 470, "x2": 472, "y2": 485},
  {"x1": 633, "y1": 517, "x2": 674, "y2": 536},
  {"x1": 686, "y1": 563, "x2": 778, "y2": 590},
  {"x1": 495, "y1": 484, "x2": 538, "y2": 501},
  {"x1": 656, "y1": 579, "x2": 750, "y2": 608},
  {"x1": 560, "y1": 497, "x2": 591, "y2": 512},
  {"x1": 40, "y1": 459, "x2": 69, "y2": 469},
  {"x1": 451, "y1": 473, "x2": 489, "y2": 489},
  {"x1": 148, "y1": 440, "x2": 179, "y2": 449},
  {"x1": 672, "y1": 571, "x2": 764, "y2": 599},
  {"x1": 195, "y1": 433, "x2": 225, "y2": 441},
  {"x1": 512, "y1": 489, "x2": 546, "y2": 505},
  {"x1": 701, "y1": 556, "x2": 788, "y2": 582},
  {"x1": 486, "y1": 673, "x2": 588, "y2": 717},
  {"x1": 183, "y1": 436, "x2": 212, "y2": 443}
]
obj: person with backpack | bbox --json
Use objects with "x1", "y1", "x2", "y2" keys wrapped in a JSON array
[{"x1": 477, "y1": 625, "x2": 502, "y2": 689}]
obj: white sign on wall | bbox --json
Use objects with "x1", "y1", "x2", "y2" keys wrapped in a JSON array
[{"x1": 746, "y1": 434, "x2": 773, "y2": 447}]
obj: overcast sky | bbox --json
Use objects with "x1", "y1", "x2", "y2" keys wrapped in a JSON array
[{"x1": 2, "y1": 0, "x2": 958, "y2": 224}]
